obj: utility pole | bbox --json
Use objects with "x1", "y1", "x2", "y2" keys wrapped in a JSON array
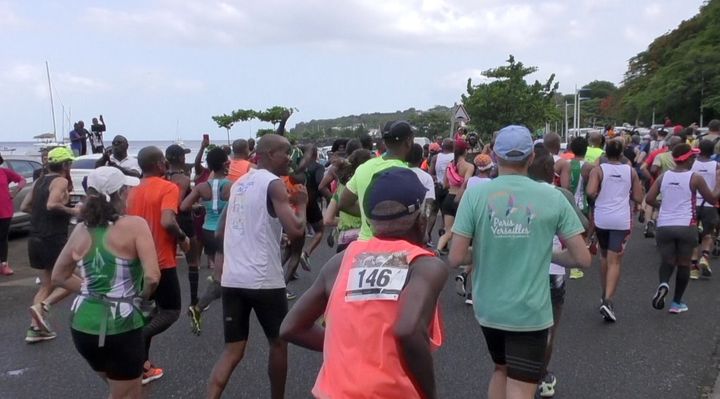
[{"x1": 700, "y1": 70, "x2": 705, "y2": 127}]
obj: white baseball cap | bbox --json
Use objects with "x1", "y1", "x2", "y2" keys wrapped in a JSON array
[{"x1": 87, "y1": 166, "x2": 139, "y2": 198}]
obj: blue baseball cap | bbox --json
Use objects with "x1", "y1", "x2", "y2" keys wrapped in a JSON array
[
  {"x1": 364, "y1": 167, "x2": 427, "y2": 221},
  {"x1": 494, "y1": 125, "x2": 534, "y2": 161}
]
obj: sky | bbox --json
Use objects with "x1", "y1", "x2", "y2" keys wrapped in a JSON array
[{"x1": 0, "y1": 0, "x2": 706, "y2": 142}]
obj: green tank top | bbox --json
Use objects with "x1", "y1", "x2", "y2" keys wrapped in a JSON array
[{"x1": 71, "y1": 225, "x2": 145, "y2": 337}]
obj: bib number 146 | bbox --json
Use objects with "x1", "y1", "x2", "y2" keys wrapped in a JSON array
[{"x1": 346, "y1": 266, "x2": 408, "y2": 302}]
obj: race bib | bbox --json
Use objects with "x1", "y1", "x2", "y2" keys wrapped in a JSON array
[{"x1": 345, "y1": 252, "x2": 410, "y2": 302}]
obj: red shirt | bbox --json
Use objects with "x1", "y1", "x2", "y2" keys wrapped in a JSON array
[
  {"x1": 0, "y1": 168, "x2": 21, "y2": 219},
  {"x1": 645, "y1": 147, "x2": 668, "y2": 168}
]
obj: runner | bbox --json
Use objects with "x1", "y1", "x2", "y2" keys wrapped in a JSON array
[
  {"x1": 182, "y1": 147, "x2": 231, "y2": 335},
  {"x1": 436, "y1": 140, "x2": 473, "y2": 255},
  {"x1": 585, "y1": 132, "x2": 605, "y2": 164},
  {"x1": 301, "y1": 144, "x2": 330, "y2": 264},
  {"x1": 228, "y1": 139, "x2": 255, "y2": 182},
  {"x1": 126, "y1": 146, "x2": 190, "y2": 384},
  {"x1": 165, "y1": 144, "x2": 200, "y2": 308},
  {"x1": 281, "y1": 167, "x2": 447, "y2": 399},
  {"x1": 455, "y1": 153, "x2": 495, "y2": 305},
  {"x1": 408, "y1": 143, "x2": 437, "y2": 244},
  {"x1": 95, "y1": 135, "x2": 141, "y2": 178},
  {"x1": 690, "y1": 139, "x2": 719, "y2": 279},
  {"x1": 50, "y1": 166, "x2": 159, "y2": 399},
  {"x1": 0, "y1": 154, "x2": 26, "y2": 276},
  {"x1": 449, "y1": 125, "x2": 590, "y2": 399},
  {"x1": 425, "y1": 142, "x2": 443, "y2": 244},
  {"x1": 206, "y1": 134, "x2": 307, "y2": 399},
  {"x1": 640, "y1": 130, "x2": 671, "y2": 237},
  {"x1": 338, "y1": 121, "x2": 414, "y2": 241},
  {"x1": 323, "y1": 150, "x2": 372, "y2": 253},
  {"x1": 527, "y1": 146, "x2": 590, "y2": 398},
  {"x1": 648, "y1": 144, "x2": 720, "y2": 314},
  {"x1": 586, "y1": 139, "x2": 644, "y2": 322},
  {"x1": 20, "y1": 147, "x2": 79, "y2": 343},
  {"x1": 651, "y1": 135, "x2": 684, "y2": 176}
]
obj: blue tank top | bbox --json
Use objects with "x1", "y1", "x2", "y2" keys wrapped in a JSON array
[{"x1": 202, "y1": 178, "x2": 230, "y2": 231}]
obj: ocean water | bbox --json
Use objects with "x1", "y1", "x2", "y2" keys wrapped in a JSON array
[{"x1": 0, "y1": 140, "x2": 211, "y2": 160}]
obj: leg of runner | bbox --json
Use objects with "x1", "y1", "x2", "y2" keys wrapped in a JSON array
[
  {"x1": 653, "y1": 227, "x2": 678, "y2": 310},
  {"x1": 304, "y1": 221, "x2": 324, "y2": 258},
  {"x1": 283, "y1": 237, "x2": 304, "y2": 299},
  {"x1": 436, "y1": 214, "x2": 455, "y2": 254},
  {"x1": 538, "y1": 275, "x2": 564, "y2": 398},
  {"x1": 142, "y1": 268, "x2": 181, "y2": 383},
  {"x1": 29, "y1": 270, "x2": 77, "y2": 334},
  {"x1": 668, "y1": 227, "x2": 696, "y2": 313},
  {"x1": 208, "y1": 341, "x2": 247, "y2": 399},
  {"x1": 187, "y1": 238, "x2": 200, "y2": 306}
]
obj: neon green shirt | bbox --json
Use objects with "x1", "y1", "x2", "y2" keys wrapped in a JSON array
[
  {"x1": 346, "y1": 156, "x2": 407, "y2": 240},
  {"x1": 585, "y1": 147, "x2": 604, "y2": 164},
  {"x1": 452, "y1": 175, "x2": 584, "y2": 331}
]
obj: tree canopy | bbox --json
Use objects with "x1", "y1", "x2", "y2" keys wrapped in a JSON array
[
  {"x1": 211, "y1": 106, "x2": 295, "y2": 137},
  {"x1": 462, "y1": 55, "x2": 560, "y2": 139}
]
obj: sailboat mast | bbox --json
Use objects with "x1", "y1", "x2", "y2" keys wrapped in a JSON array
[{"x1": 45, "y1": 61, "x2": 58, "y2": 142}]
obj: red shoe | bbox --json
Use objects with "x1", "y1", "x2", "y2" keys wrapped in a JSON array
[
  {"x1": 142, "y1": 364, "x2": 164, "y2": 385},
  {"x1": 0, "y1": 263, "x2": 14, "y2": 276}
]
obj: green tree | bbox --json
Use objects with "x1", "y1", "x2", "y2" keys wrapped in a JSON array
[
  {"x1": 409, "y1": 109, "x2": 451, "y2": 138},
  {"x1": 212, "y1": 106, "x2": 295, "y2": 139},
  {"x1": 462, "y1": 55, "x2": 560, "y2": 140}
]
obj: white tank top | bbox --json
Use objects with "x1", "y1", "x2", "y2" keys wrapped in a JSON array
[
  {"x1": 657, "y1": 170, "x2": 696, "y2": 227},
  {"x1": 594, "y1": 163, "x2": 632, "y2": 230},
  {"x1": 435, "y1": 152, "x2": 453, "y2": 187},
  {"x1": 691, "y1": 159, "x2": 717, "y2": 207},
  {"x1": 222, "y1": 169, "x2": 285, "y2": 289}
]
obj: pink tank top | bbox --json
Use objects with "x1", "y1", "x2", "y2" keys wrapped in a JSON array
[{"x1": 312, "y1": 238, "x2": 443, "y2": 399}]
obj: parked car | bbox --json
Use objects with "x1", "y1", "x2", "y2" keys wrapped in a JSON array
[
  {"x1": 69, "y1": 154, "x2": 141, "y2": 205},
  {"x1": 0, "y1": 157, "x2": 43, "y2": 230}
]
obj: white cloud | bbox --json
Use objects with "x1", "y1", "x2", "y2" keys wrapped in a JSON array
[
  {"x1": 645, "y1": 4, "x2": 662, "y2": 18},
  {"x1": 0, "y1": 2, "x2": 22, "y2": 29}
]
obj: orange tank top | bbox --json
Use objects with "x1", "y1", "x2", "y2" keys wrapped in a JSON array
[{"x1": 312, "y1": 238, "x2": 443, "y2": 399}]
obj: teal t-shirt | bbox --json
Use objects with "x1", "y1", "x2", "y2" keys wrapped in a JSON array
[
  {"x1": 452, "y1": 174, "x2": 584, "y2": 331},
  {"x1": 346, "y1": 155, "x2": 407, "y2": 240}
]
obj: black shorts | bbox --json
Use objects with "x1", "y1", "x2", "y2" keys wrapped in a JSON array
[
  {"x1": 152, "y1": 268, "x2": 181, "y2": 311},
  {"x1": 481, "y1": 326, "x2": 549, "y2": 383},
  {"x1": 306, "y1": 199, "x2": 323, "y2": 225},
  {"x1": 434, "y1": 183, "x2": 448, "y2": 207},
  {"x1": 595, "y1": 228, "x2": 630, "y2": 255},
  {"x1": 441, "y1": 194, "x2": 458, "y2": 217},
  {"x1": 72, "y1": 328, "x2": 144, "y2": 380},
  {"x1": 28, "y1": 235, "x2": 67, "y2": 270},
  {"x1": 222, "y1": 287, "x2": 288, "y2": 343},
  {"x1": 697, "y1": 207, "x2": 719, "y2": 238},
  {"x1": 656, "y1": 226, "x2": 698, "y2": 261},
  {"x1": 202, "y1": 229, "x2": 224, "y2": 257},
  {"x1": 177, "y1": 211, "x2": 195, "y2": 239}
]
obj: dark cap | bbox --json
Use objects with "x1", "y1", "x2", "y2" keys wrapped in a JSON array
[
  {"x1": 382, "y1": 120, "x2": 414, "y2": 142},
  {"x1": 364, "y1": 167, "x2": 427, "y2": 221},
  {"x1": 165, "y1": 144, "x2": 191, "y2": 162}
]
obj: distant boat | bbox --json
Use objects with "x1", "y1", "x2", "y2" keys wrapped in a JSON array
[
  {"x1": 0, "y1": 146, "x2": 15, "y2": 155},
  {"x1": 33, "y1": 132, "x2": 65, "y2": 151}
]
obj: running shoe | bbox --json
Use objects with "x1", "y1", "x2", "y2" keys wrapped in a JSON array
[
  {"x1": 142, "y1": 365, "x2": 164, "y2": 385},
  {"x1": 455, "y1": 273, "x2": 467, "y2": 296},
  {"x1": 644, "y1": 220, "x2": 656, "y2": 238},
  {"x1": 668, "y1": 302, "x2": 688, "y2": 314},
  {"x1": 652, "y1": 283, "x2": 669, "y2": 310},
  {"x1": 29, "y1": 303, "x2": 52, "y2": 333},
  {"x1": 700, "y1": 257, "x2": 712, "y2": 277},
  {"x1": 690, "y1": 266, "x2": 701, "y2": 280},
  {"x1": 0, "y1": 263, "x2": 14, "y2": 276},
  {"x1": 188, "y1": 306, "x2": 202, "y2": 336},
  {"x1": 24, "y1": 327, "x2": 56, "y2": 343},
  {"x1": 538, "y1": 372, "x2": 557, "y2": 398},
  {"x1": 569, "y1": 268, "x2": 584, "y2": 280},
  {"x1": 599, "y1": 300, "x2": 616, "y2": 322},
  {"x1": 464, "y1": 293, "x2": 473, "y2": 305},
  {"x1": 300, "y1": 252, "x2": 311, "y2": 272},
  {"x1": 286, "y1": 290, "x2": 297, "y2": 301}
]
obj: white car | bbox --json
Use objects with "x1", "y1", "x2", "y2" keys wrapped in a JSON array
[{"x1": 69, "y1": 154, "x2": 140, "y2": 205}]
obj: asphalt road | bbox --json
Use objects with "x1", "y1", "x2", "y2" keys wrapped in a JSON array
[{"x1": 2, "y1": 222, "x2": 720, "y2": 399}]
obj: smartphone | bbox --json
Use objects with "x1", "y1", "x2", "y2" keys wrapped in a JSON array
[{"x1": 203, "y1": 134, "x2": 209, "y2": 141}]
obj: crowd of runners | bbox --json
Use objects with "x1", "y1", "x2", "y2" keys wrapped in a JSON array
[{"x1": 5, "y1": 117, "x2": 720, "y2": 399}]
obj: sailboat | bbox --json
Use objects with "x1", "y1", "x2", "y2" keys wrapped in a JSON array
[{"x1": 33, "y1": 62, "x2": 66, "y2": 152}]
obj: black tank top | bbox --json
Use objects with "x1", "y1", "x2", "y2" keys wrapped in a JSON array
[{"x1": 30, "y1": 175, "x2": 71, "y2": 238}]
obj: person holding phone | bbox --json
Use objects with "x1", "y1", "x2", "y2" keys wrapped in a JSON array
[{"x1": 95, "y1": 135, "x2": 141, "y2": 178}]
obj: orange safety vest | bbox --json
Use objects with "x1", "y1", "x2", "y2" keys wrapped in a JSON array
[
  {"x1": 228, "y1": 159, "x2": 252, "y2": 182},
  {"x1": 312, "y1": 238, "x2": 443, "y2": 399}
]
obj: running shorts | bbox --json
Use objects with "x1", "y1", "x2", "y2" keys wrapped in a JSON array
[
  {"x1": 595, "y1": 228, "x2": 630, "y2": 254},
  {"x1": 697, "y1": 207, "x2": 719, "y2": 238},
  {"x1": 177, "y1": 210, "x2": 195, "y2": 239},
  {"x1": 306, "y1": 199, "x2": 323, "y2": 225},
  {"x1": 152, "y1": 268, "x2": 181, "y2": 311},
  {"x1": 28, "y1": 234, "x2": 67, "y2": 270},
  {"x1": 221, "y1": 287, "x2": 288, "y2": 342},
  {"x1": 481, "y1": 326, "x2": 549, "y2": 383},
  {"x1": 434, "y1": 182, "x2": 448, "y2": 208},
  {"x1": 441, "y1": 194, "x2": 458, "y2": 217},
  {"x1": 656, "y1": 226, "x2": 698, "y2": 261},
  {"x1": 72, "y1": 328, "x2": 144, "y2": 380},
  {"x1": 202, "y1": 229, "x2": 224, "y2": 257}
]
